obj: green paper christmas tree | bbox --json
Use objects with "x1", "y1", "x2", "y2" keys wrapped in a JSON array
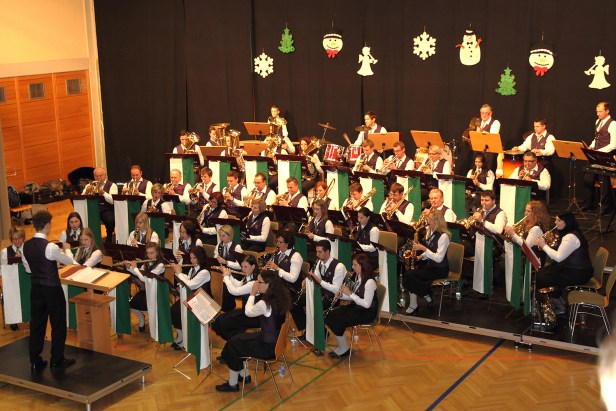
[
  {"x1": 278, "y1": 27, "x2": 295, "y2": 53},
  {"x1": 496, "y1": 67, "x2": 517, "y2": 96}
]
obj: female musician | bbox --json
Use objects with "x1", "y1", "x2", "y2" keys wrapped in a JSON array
[
  {"x1": 307, "y1": 199, "x2": 334, "y2": 242},
  {"x1": 216, "y1": 270, "x2": 292, "y2": 392},
  {"x1": 403, "y1": 209, "x2": 450, "y2": 315},
  {"x1": 1, "y1": 227, "x2": 28, "y2": 331},
  {"x1": 324, "y1": 253, "x2": 378, "y2": 358},
  {"x1": 141, "y1": 183, "x2": 172, "y2": 214},
  {"x1": 71, "y1": 228, "x2": 103, "y2": 267},
  {"x1": 128, "y1": 212, "x2": 160, "y2": 246},
  {"x1": 299, "y1": 137, "x2": 324, "y2": 193},
  {"x1": 125, "y1": 242, "x2": 167, "y2": 336},
  {"x1": 59, "y1": 212, "x2": 83, "y2": 244},
  {"x1": 465, "y1": 153, "x2": 495, "y2": 213},
  {"x1": 355, "y1": 207, "x2": 380, "y2": 269},
  {"x1": 534, "y1": 212, "x2": 593, "y2": 313},
  {"x1": 241, "y1": 199, "x2": 271, "y2": 252},
  {"x1": 503, "y1": 200, "x2": 550, "y2": 262},
  {"x1": 216, "y1": 225, "x2": 244, "y2": 312},
  {"x1": 211, "y1": 255, "x2": 261, "y2": 342},
  {"x1": 170, "y1": 246, "x2": 211, "y2": 350},
  {"x1": 311, "y1": 181, "x2": 332, "y2": 210},
  {"x1": 200, "y1": 192, "x2": 228, "y2": 245},
  {"x1": 174, "y1": 220, "x2": 203, "y2": 265}
]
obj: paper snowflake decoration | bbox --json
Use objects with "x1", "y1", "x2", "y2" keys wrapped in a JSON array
[
  {"x1": 254, "y1": 52, "x2": 274, "y2": 78},
  {"x1": 413, "y1": 30, "x2": 436, "y2": 60}
]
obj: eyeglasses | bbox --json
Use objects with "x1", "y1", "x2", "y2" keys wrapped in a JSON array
[{"x1": 257, "y1": 280, "x2": 265, "y2": 284}]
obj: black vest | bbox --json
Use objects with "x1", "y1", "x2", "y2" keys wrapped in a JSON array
[
  {"x1": 481, "y1": 118, "x2": 495, "y2": 132},
  {"x1": 425, "y1": 231, "x2": 449, "y2": 270},
  {"x1": 518, "y1": 163, "x2": 545, "y2": 180},
  {"x1": 288, "y1": 192, "x2": 305, "y2": 208},
  {"x1": 595, "y1": 118, "x2": 613, "y2": 150},
  {"x1": 246, "y1": 213, "x2": 267, "y2": 239},
  {"x1": 530, "y1": 133, "x2": 551, "y2": 150},
  {"x1": 173, "y1": 183, "x2": 187, "y2": 196},
  {"x1": 145, "y1": 199, "x2": 163, "y2": 213},
  {"x1": 98, "y1": 180, "x2": 114, "y2": 211},
  {"x1": 218, "y1": 241, "x2": 239, "y2": 263},
  {"x1": 352, "y1": 279, "x2": 378, "y2": 311},
  {"x1": 397, "y1": 155, "x2": 412, "y2": 170},
  {"x1": 189, "y1": 266, "x2": 212, "y2": 295},
  {"x1": 484, "y1": 206, "x2": 502, "y2": 224},
  {"x1": 309, "y1": 217, "x2": 328, "y2": 236},
  {"x1": 259, "y1": 311, "x2": 284, "y2": 344},
  {"x1": 76, "y1": 245, "x2": 98, "y2": 265},
  {"x1": 365, "y1": 153, "x2": 379, "y2": 170},
  {"x1": 23, "y1": 237, "x2": 60, "y2": 287},
  {"x1": 556, "y1": 231, "x2": 593, "y2": 271},
  {"x1": 319, "y1": 258, "x2": 341, "y2": 300},
  {"x1": 357, "y1": 223, "x2": 378, "y2": 259},
  {"x1": 276, "y1": 249, "x2": 302, "y2": 291}
]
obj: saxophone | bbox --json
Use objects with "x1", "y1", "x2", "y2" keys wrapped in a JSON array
[{"x1": 403, "y1": 230, "x2": 421, "y2": 270}]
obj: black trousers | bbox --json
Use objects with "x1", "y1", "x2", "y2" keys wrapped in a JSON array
[
  {"x1": 403, "y1": 266, "x2": 448, "y2": 297},
  {"x1": 222, "y1": 332, "x2": 276, "y2": 372},
  {"x1": 583, "y1": 172, "x2": 615, "y2": 208},
  {"x1": 290, "y1": 293, "x2": 332, "y2": 332},
  {"x1": 100, "y1": 208, "x2": 115, "y2": 243},
  {"x1": 29, "y1": 284, "x2": 67, "y2": 364},
  {"x1": 211, "y1": 309, "x2": 261, "y2": 341},
  {"x1": 536, "y1": 263, "x2": 593, "y2": 297},
  {"x1": 325, "y1": 304, "x2": 377, "y2": 336},
  {"x1": 242, "y1": 241, "x2": 266, "y2": 252}
]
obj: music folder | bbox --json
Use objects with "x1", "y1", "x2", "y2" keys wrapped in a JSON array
[
  {"x1": 185, "y1": 289, "x2": 221, "y2": 325},
  {"x1": 521, "y1": 240, "x2": 541, "y2": 271}
]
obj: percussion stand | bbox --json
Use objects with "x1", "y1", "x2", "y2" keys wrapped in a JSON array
[{"x1": 565, "y1": 154, "x2": 587, "y2": 219}]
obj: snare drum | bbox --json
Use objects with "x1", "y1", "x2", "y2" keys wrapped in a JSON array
[
  {"x1": 346, "y1": 145, "x2": 362, "y2": 163},
  {"x1": 414, "y1": 147, "x2": 429, "y2": 170},
  {"x1": 501, "y1": 150, "x2": 524, "y2": 178},
  {"x1": 324, "y1": 144, "x2": 345, "y2": 163}
]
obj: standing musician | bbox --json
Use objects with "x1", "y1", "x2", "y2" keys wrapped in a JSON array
[
  {"x1": 475, "y1": 104, "x2": 501, "y2": 169},
  {"x1": 59, "y1": 211, "x2": 83, "y2": 243},
  {"x1": 403, "y1": 210, "x2": 450, "y2": 315},
  {"x1": 504, "y1": 200, "x2": 550, "y2": 263},
  {"x1": 165, "y1": 169, "x2": 192, "y2": 206},
  {"x1": 215, "y1": 225, "x2": 244, "y2": 312},
  {"x1": 216, "y1": 270, "x2": 291, "y2": 393},
  {"x1": 342, "y1": 182, "x2": 374, "y2": 212},
  {"x1": 508, "y1": 151, "x2": 551, "y2": 194},
  {"x1": 276, "y1": 177, "x2": 308, "y2": 211},
  {"x1": 266, "y1": 105, "x2": 295, "y2": 154},
  {"x1": 173, "y1": 130, "x2": 205, "y2": 166},
  {"x1": 199, "y1": 192, "x2": 228, "y2": 245},
  {"x1": 142, "y1": 183, "x2": 173, "y2": 214},
  {"x1": 423, "y1": 189, "x2": 457, "y2": 223},
  {"x1": 306, "y1": 199, "x2": 335, "y2": 242},
  {"x1": 353, "y1": 139, "x2": 383, "y2": 173},
  {"x1": 190, "y1": 167, "x2": 217, "y2": 213},
  {"x1": 380, "y1": 141, "x2": 415, "y2": 175},
  {"x1": 511, "y1": 118, "x2": 556, "y2": 163},
  {"x1": 355, "y1": 207, "x2": 380, "y2": 269},
  {"x1": 1, "y1": 227, "x2": 27, "y2": 331},
  {"x1": 249, "y1": 172, "x2": 276, "y2": 206},
  {"x1": 379, "y1": 182, "x2": 414, "y2": 225},
  {"x1": 125, "y1": 242, "x2": 166, "y2": 336},
  {"x1": 22, "y1": 211, "x2": 76, "y2": 371},
  {"x1": 71, "y1": 228, "x2": 103, "y2": 267},
  {"x1": 325, "y1": 253, "x2": 378, "y2": 358},
  {"x1": 211, "y1": 255, "x2": 260, "y2": 342},
  {"x1": 299, "y1": 137, "x2": 324, "y2": 193},
  {"x1": 174, "y1": 220, "x2": 202, "y2": 265},
  {"x1": 128, "y1": 212, "x2": 160, "y2": 246},
  {"x1": 534, "y1": 212, "x2": 593, "y2": 314},
  {"x1": 241, "y1": 199, "x2": 271, "y2": 252},
  {"x1": 465, "y1": 153, "x2": 494, "y2": 213},
  {"x1": 353, "y1": 111, "x2": 387, "y2": 145},
  {"x1": 223, "y1": 170, "x2": 246, "y2": 216},
  {"x1": 121, "y1": 165, "x2": 152, "y2": 200},
  {"x1": 82, "y1": 167, "x2": 117, "y2": 243},
  {"x1": 311, "y1": 181, "x2": 333, "y2": 209},
  {"x1": 291, "y1": 240, "x2": 346, "y2": 339},
  {"x1": 265, "y1": 231, "x2": 304, "y2": 298},
  {"x1": 170, "y1": 246, "x2": 211, "y2": 350}
]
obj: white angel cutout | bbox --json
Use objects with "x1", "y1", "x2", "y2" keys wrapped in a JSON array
[
  {"x1": 586, "y1": 54, "x2": 610, "y2": 89},
  {"x1": 358, "y1": 46, "x2": 378, "y2": 76}
]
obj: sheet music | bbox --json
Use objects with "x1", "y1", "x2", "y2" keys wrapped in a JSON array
[
  {"x1": 185, "y1": 289, "x2": 221, "y2": 325},
  {"x1": 68, "y1": 266, "x2": 109, "y2": 284}
]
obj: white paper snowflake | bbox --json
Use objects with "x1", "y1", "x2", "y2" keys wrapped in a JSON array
[
  {"x1": 254, "y1": 52, "x2": 274, "y2": 78},
  {"x1": 413, "y1": 31, "x2": 436, "y2": 60}
]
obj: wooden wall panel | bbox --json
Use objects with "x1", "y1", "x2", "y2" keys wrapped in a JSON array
[
  {"x1": 0, "y1": 79, "x2": 17, "y2": 104},
  {"x1": 57, "y1": 94, "x2": 90, "y2": 119},
  {"x1": 4, "y1": 148, "x2": 24, "y2": 189},
  {"x1": 17, "y1": 75, "x2": 54, "y2": 102},
  {"x1": 1, "y1": 127, "x2": 21, "y2": 151},
  {"x1": 0, "y1": 104, "x2": 19, "y2": 129},
  {"x1": 60, "y1": 138, "x2": 92, "y2": 162},
  {"x1": 21, "y1": 121, "x2": 58, "y2": 146},
  {"x1": 58, "y1": 115, "x2": 91, "y2": 141},
  {"x1": 54, "y1": 71, "x2": 88, "y2": 99},
  {"x1": 19, "y1": 99, "x2": 56, "y2": 125}
]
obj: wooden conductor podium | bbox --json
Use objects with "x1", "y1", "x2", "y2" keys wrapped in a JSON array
[{"x1": 60, "y1": 266, "x2": 130, "y2": 355}]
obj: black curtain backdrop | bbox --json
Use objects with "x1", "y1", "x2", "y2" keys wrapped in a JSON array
[{"x1": 95, "y1": 0, "x2": 616, "y2": 199}]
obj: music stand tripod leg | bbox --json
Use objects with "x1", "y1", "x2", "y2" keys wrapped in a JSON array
[{"x1": 567, "y1": 157, "x2": 587, "y2": 218}]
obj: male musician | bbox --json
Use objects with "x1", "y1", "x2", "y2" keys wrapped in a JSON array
[
  {"x1": 266, "y1": 231, "x2": 303, "y2": 295},
  {"x1": 508, "y1": 151, "x2": 551, "y2": 193},
  {"x1": 379, "y1": 182, "x2": 413, "y2": 225},
  {"x1": 22, "y1": 211, "x2": 76, "y2": 371},
  {"x1": 420, "y1": 145, "x2": 452, "y2": 178},
  {"x1": 266, "y1": 105, "x2": 295, "y2": 154},
  {"x1": 173, "y1": 130, "x2": 205, "y2": 166},
  {"x1": 206, "y1": 126, "x2": 222, "y2": 147},
  {"x1": 381, "y1": 141, "x2": 414, "y2": 174},
  {"x1": 223, "y1": 170, "x2": 247, "y2": 215},
  {"x1": 476, "y1": 104, "x2": 501, "y2": 134},
  {"x1": 512, "y1": 118, "x2": 556, "y2": 159},
  {"x1": 353, "y1": 139, "x2": 383, "y2": 173},
  {"x1": 121, "y1": 164, "x2": 152, "y2": 200},
  {"x1": 353, "y1": 111, "x2": 387, "y2": 145},
  {"x1": 355, "y1": 207, "x2": 380, "y2": 269},
  {"x1": 583, "y1": 101, "x2": 616, "y2": 213},
  {"x1": 423, "y1": 188, "x2": 457, "y2": 223},
  {"x1": 291, "y1": 239, "x2": 345, "y2": 337},
  {"x1": 190, "y1": 167, "x2": 217, "y2": 212},
  {"x1": 1, "y1": 227, "x2": 26, "y2": 331},
  {"x1": 276, "y1": 177, "x2": 308, "y2": 210},
  {"x1": 250, "y1": 172, "x2": 276, "y2": 206},
  {"x1": 82, "y1": 167, "x2": 117, "y2": 243},
  {"x1": 167, "y1": 169, "x2": 192, "y2": 205},
  {"x1": 342, "y1": 182, "x2": 374, "y2": 212}
]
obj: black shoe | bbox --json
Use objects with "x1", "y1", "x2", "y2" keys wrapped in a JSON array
[
  {"x1": 31, "y1": 360, "x2": 47, "y2": 373},
  {"x1": 171, "y1": 342, "x2": 183, "y2": 351},
  {"x1": 10, "y1": 324, "x2": 18, "y2": 331},
  {"x1": 312, "y1": 348, "x2": 324, "y2": 357},
  {"x1": 239, "y1": 374, "x2": 251, "y2": 384},
  {"x1": 139, "y1": 325, "x2": 146, "y2": 333},
  {"x1": 215, "y1": 382, "x2": 239, "y2": 392},
  {"x1": 217, "y1": 355, "x2": 227, "y2": 364},
  {"x1": 329, "y1": 349, "x2": 350, "y2": 358},
  {"x1": 405, "y1": 306, "x2": 419, "y2": 316},
  {"x1": 50, "y1": 358, "x2": 76, "y2": 369}
]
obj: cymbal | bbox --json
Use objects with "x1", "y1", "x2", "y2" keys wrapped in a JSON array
[
  {"x1": 318, "y1": 122, "x2": 337, "y2": 131},
  {"x1": 212, "y1": 123, "x2": 230, "y2": 128},
  {"x1": 355, "y1": 125, "x2": 371, "y2": 132}
]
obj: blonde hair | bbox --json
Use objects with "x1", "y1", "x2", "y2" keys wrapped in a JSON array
[
  {"x1": 218, "y1": 224, "x2": 234, "y2": 239},
  {"x1": 134, "y1": 212, "x2": 156, "y2": 243},
  {"x1": 428, "y1": 209, "x2": 450, "y2": 238}
]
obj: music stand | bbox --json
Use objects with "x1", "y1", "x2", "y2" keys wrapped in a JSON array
[
  {"x1": 497, "y1": 178, "x2": 540, "y2": 200},
  {"x1": 554, "y1": 140, "x2": 588, "y2": 216},
  {"x1": 270, "y1": 205, "x2": 308, "y2": 226},
  {"x1": 241, "y1": 141, "x2": 269, "y2": 155},
  {"x1": 243, "y1": 122, "x2": 271, "y2": 139},
  {"x1": 469, "y1": 131, "x2": 504, "y2": 154},
  {"x1": 410, "y1": 130, "x2": 445, "y2": 150},
  {"x1": 368, "y1": 132, "x2": 400, "y2": 152},
  {"x1": 201, "y1": 146, "x2": 226, "y2": 157}
]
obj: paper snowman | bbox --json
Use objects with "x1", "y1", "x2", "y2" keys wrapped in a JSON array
[
  {"x1": 323, "y1": 28, "x2": 343, "y2": 59},
  {"x1": 456, "y1": 28, "x2": 482, "y2": 66},
  {"x1": 529, "y1": 42, "x2": 555, "y2": 76}
]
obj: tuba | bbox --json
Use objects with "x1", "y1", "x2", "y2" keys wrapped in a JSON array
[
  {"x1": 184, "y1": 132, "x2": 200, "y2": 153},
  {"x1": 268, "y1": 116, "x2": 287, "y2": 136}
]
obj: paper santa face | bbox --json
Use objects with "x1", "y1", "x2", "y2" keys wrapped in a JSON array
[
  {"x1": 529, "y1": 50, "x2": 554, "y2": 76},
  {"x1": 323, "y1": 34, "x2": 343, "y2": 58},
  {"x1": 459, "y1": 30, "x2": 481, "y2": 66}
]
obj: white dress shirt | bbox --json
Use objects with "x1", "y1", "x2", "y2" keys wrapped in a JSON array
[
  {"x1": 314, "y1": 257, "x2": 346, "y2": 294},
  {"x1": 22, "y1": 233, "x2": 74, "y2": 273},
  {"x1": 466, "y1": 169, "x2": 495, "y2": 191},
  {"x1": 379, "y1": 200, "x2": 414, "y2": 225},
  {"x1": 590, "y1": 116, "x2": 616, "y2": 153},
  {"x1": 482, "y1": 206, "x2": 507, "y2": 235},
  {"x1": 509, "y1": 166, "x2": 551, "y2": 191},
  {"x1": 82, "y1": 180, "x2": 118, "y2": 204},
  {"x1": 244, "y1": 296, "x2": 272, "y2": 317},
  {"x1": 341, "y1": 278, "x2": 377, "y2": 308},
  {"x1": 541, "y1": 233, "x2": 580, "y2": 262},
  {"x1": 277, "y1": 249, "x2": 303, "y2": 284},
  {"x1": 214, "y1": 242, "x2": 243, "y2": 270},
  {"x1": 353, "y1": 125, "x2": 388, "y2": 145},
  {"x1": 481, "y1": 117, "x2": 501, "y2": 134},
  {"x1": 176, "y1": 266, "x2": 211, "y2": 290},
  {"x1": 518, "y1": 132, "x2": 556, "y2": 156},
  {"x1": 422, "y1": 230, "x2": 450, "y2": 263}
]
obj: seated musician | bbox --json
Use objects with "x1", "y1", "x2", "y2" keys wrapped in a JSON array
[
  {"x1": 211, "y1": 255, "x2": 260, "y2": 342},
  {"x1": 419, "y1": 145, "x2": 452, "y2": 179},
  {"x1": 264, "y1": 230, "x2": 304, "y2": 297},
  {"x1": 125, "y1": 242, "x2": 166, "y2": 334},
  {"x1": 465, "y1": 153, "x2": 495, "y2": 213},
  {"x1": 215, "y1": 225, "x2": 244, "y2": 312},
  {"x1": 311, "y1": 181, "x2": 332, "y2": 209},
  {"x1": 511, "y1": 118, "x2": 555, "y2": 163},
  {"x1": 190, "y1": 167, "x2": 217, "y2": 213},
  {"x1": 276, "y1": 177, "x2": 308, "y2": 211},
  {"x1": 423, "y1": 188, "x2": 457, "y2": 223},
  {"x1": 241, "y1": 199, "x2": 271, "y2": 252},
  {"x1": 381, "y1": 141, "x2": 414, "y2": 174},
  {"x1": 170, "y1": 246, "x2": 211, "y2": 350},
  {"x1": 247, "y1": 172, "x2": 276, "y2": 206},
  {"x1": 199, "y1": 192, "x2": 228, "y2": 245},
  {"x1": 223, "y1": 170, "x2": 247, "y2": 216},
  {"x1": 307, "y1": 199, "x2": 335, "y2": 242},
  {"x1": 342, "y1": 182, "x2": 374, "y2": 212},
  {"x1": 353, "y1": 139, "x2": 383, "y2": 173},
  {"x1": 142, "y1": 183, "x2": 173, "y2": 214},
  {"x1": 379, "y1": 182, "x2": 413, "y2": 225},
  {"x1": 1, "y1": 227, "x2": 27, "y2": 331},
  {"x1": 128, "y1": 212, "x2": 160, "y2": 246},
  {"x1": 299, "y1": 137, "x2": 324, "y2": 193},
  {"x1": 166, "y1": 169, "x2": 192, "y2": 206},
  {"x1": 534, "y1": 212, "x2": 593, "y2": 315},
  {"x1": 59, "y1": 212, "x2": 83, "y2": 243},
  {"x1": 173, "y1": 130, "x2": 205, "y2": 166},
  {"x1": 355, "y1": 207, "x2": 380, "y2": 269},
  {"x1": 403, "y1": 210, "x2": 450, "y2": 315},
  {"x1": 291, "y1": 239, "x2": 346, "y2": 339},
  {"x1": 508, "y1": 150, "x2": 551, "y2": 193},
  {"x1": 353, "y1": 111, "x2": 387, "y2": 145},
  {"x1": 206, "y1": 126, "x2": 222, "y2": 147},
  {"x1": 503, "y1": 200, "x2": 550, "y2": 264},
  {"x1": 174, "y1": 220, "x2": 202, "y2": 265},
  {"x1": 71, "y1": 228, "x2": 103, "y2": 267},
  {"x1": 216, "y1": 270, "x2": 291, "y2": 393},
  {"x1": 325, "y1": 253, "x2": 378, "y2": 358},
  {"x1": 82, "y1": 167, "x2": 117, "y2": 243},
  {"x1": 121, "y1": 164, "x2": 152, "y2": 200}
]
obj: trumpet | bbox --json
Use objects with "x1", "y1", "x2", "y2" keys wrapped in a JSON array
[
  {"x1": 355, "y1": 154, "x2": 367, "y2": 171},
  {"x1": 87, "y1": 180, "x2": 101, "y2": 195},
  {"x1": 124, "y1": 180, "x2": 138, "y2": 195},
  {"x1": 244, "y1": 188, "x2": 258, "y2": 207},
  {"x1": 274, "y1": 192, "x2": 290, "y2": 206},
  {"x1": 189, "y1": 182, "x2": 204, "y2": 202},
  {"x1": 419, "y1": 159, "x2": 433, "y2": 173},
  {"x1": 518, "y1": 168, "x2": 530, "y2": 180},
  {"x1": 382, "y1": 185, "x2": 414, "y2": 219},
  {"x1": 455, "y1": 215, "x2": 478, "y2": 230},
  {"x1": 164, "y1": 182, "x2": 176, "y2": 194},
  {"x1": 379, "y1": 157, "x2": 394, "y2": 173}
]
